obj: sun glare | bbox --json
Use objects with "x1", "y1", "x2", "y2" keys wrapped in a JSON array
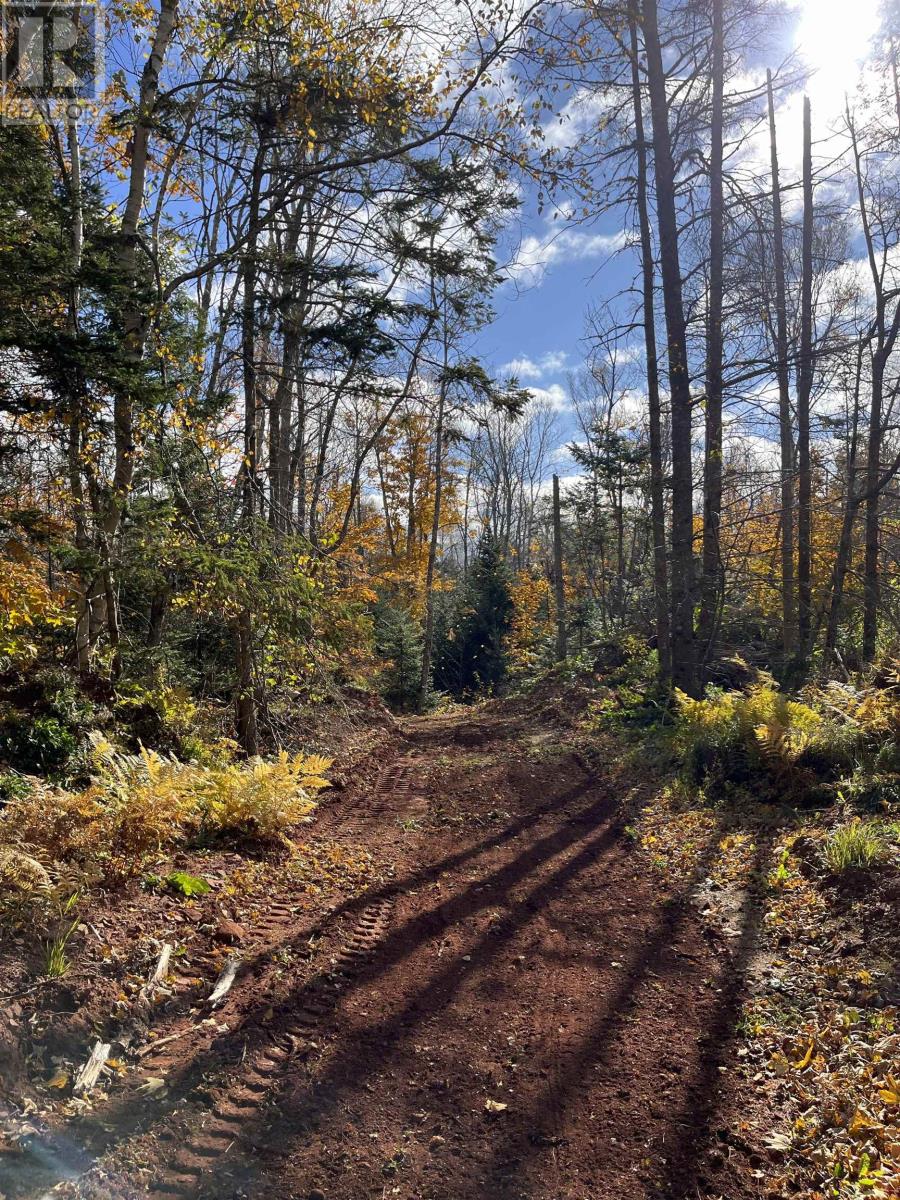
[{"x1": 795, "y1": 0, "x2": 882, "y2": 102}]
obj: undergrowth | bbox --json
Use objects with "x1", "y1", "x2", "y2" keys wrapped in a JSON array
[
  {"x1": 572, "y1": 643, "x2": 900, "y2": 1197},
  {"x1": 824, "y1": 818, "x2": 895, "y2": 874},
  {"x1": 0, "y1": 736, "x2": 332, "y2": 908}
]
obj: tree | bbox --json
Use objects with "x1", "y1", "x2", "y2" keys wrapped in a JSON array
[
  {"x1": 767, "y1": 67, "x2": 797, "y2": 658},
  {"x1": 698, "y1": 0, "x2": 725, "y2": 670},
  {"x1": 628, "y1": 10, "x2": 670, "y2": 684},
  {"x1": 640, "y1": 0, "x2": 697, "y2": 696},
  {"x1": 433, "y1": 532, "x2": 513, "y2": 698},
  {"x1": 374, "y1": 600, "x2": 424, "y2": 711}
]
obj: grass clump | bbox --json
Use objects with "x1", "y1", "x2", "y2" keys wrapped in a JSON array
[
  {"x1": 824, "y1": 819, "x2": 888, "y2": 874},
  {"x1": 43, "y1": 894, "x2": 80, "y2": 978}
]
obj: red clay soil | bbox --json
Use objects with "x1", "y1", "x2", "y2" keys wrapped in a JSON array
[{"x1": 2, "y1": 707, "x2": 765, "y2": 1200}]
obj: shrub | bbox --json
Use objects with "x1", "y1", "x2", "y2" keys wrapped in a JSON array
[
  {"x1": 673, "y1": 677, "x2": 824, "y2": 793},
  {"x1": 824, "y1": 820, "x2": 887, "y2": 873},
  {"x1": 0, "y1": 739, "x2": 332, "y2": 887},
  {"x1": 0, "y1": 713, "x2": 79, "y2": 776},
  {"x1": 198, "y1": 751, "x2": 331, "y2": 840},
  {"x1": 113, "y1": 674, "x2": 213, "y2": 758},
  {"x1": 0, "y1": 770, "x2": 29, "y2": 803},
  {"x1": 35, "y1": 667, "x2": 97, "y2": 731},
  {"x1": 874, "y1": 740, "x2": 900, "y2": 774},
  {"x1": 848, "y1": 772, "x2": 900, "y2": 812},
  {"x1": 795, "y1": 720, "x2": 862, "y2": 777}
]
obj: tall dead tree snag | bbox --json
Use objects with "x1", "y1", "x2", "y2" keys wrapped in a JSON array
[
  {"x1": 846, "y1": 105, "x2": 900, "y2": 662},
  {"x1": 797, "y1": 95, "x2": 814, "y2": 652},
  {"x1": 698, "y1": 0, "x2": 725, "y2": 671},
  {"x1": 766, "y1": 68, "x2": 797, "y2": 657},
  {"x1": 641, "y1": 0, "x2": 697, "y2": 696},
  {"x1": 629, "y1": 12, "x2": 671, "y2": 685},
  {"x1": 552, "y1": 474, "x2": 567, "y2": 662}
]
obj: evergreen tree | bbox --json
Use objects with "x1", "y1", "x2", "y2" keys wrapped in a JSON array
[
  {"x1": 373, "y1": 600, "x2": 424, "y2": 712},
  {"x1": 433, "y1": 533, "x2": 513, "y2": 698}
]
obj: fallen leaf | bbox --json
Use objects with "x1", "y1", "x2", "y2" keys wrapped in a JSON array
[
  {"x1": 765, "y1": 1131, "x2": 792, "y2": 1152},
  {"x1": 848, "y1": 1109, "x2": 878, "y2": 1139},
  {"x1": 484, "y1": 1099, "x2": 508, "y2": 1113},
  {"x1": 139, "y1": 1077, "x2": 166, "y2": 1095},
  {"x1": 792, "y1": 1039, "x2": 815, "y2": 1071}
]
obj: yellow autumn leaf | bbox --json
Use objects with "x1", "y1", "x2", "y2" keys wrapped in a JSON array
[
  {"x1": 484, "y1": 1099, "x2": 507, "y2": 1112},
  {"x1": 848, "y1": 1109, "x2": 879, "y2": 1138},
  {"x1": 793, "y1": 1039, "x2": 815, "y2": 1071}
]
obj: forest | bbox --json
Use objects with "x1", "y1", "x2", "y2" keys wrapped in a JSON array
[{"x1": 0, "y1": 0, "x2": 899, "y2": 1197}]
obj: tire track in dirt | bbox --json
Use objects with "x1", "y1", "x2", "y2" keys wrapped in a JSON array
[
  {"x1": 138, "y1": 752, "x2": 435, "y2": 1198},
  {"x1": 147, "y1": 892, "x2": 397, "y2": 1199},
  {"x1": 219, "y1": 714, "x2": 752, "y2": 1200},
  {"x1": 2, "y1": 748, "x2": 429, "y2": 1200}
]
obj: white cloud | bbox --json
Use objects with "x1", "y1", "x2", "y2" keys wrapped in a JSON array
[
  {"x1": 550, "y1": 440, "x2": 583, "y2": 465},
  {"x1": 501, "y1": 350, "x2": 569, "y2": 380},
  {"x1": 526, "y1": 383, "x2": 570, "y2": 411},
  {"x1": 506, "y1": 227, "x2": 629, "y2": 288},
  {"x1": 540, "y1": 87, "x2": 613, "y2": 152}
]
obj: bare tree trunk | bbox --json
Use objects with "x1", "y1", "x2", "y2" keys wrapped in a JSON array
[
  {"x1": 629, "y1": 14, "x2": 670, "y2": 684},
  {"x1": 797, "y1": 95, "x2": 814, "y2": 652},
  {"x1": 767, "y1": 69, "x2": 797, "y2": 657},
  {"x1": 863, "y1": 352, "x2": 884, "y2": 663},
  {"x1": 847, "y1": 108, "x2": 899, "y2": 662},
  {"x1": 234, "y1": 608, "x2": 258, "y2": 756},
  {"x1": 235, "y1": 134, "x2": 266, "y2": 752},
  {"x1": 642, "y1": 0, "x2": 697, "y2": 695},
  {"x1": 419, "y1": 382, "x2": 446, "y2": 711},
  {"x1": 240, "y1": 139, "x2": 265, "y2": 521},
  {"x1": 292, "y1": 379, "x2": 308, "y2": 536},
  {"x1": 698, "y1": 0, "x2": 725, "y2": 673},
  {"x1": 269, "y1": 328, "x2": 299, "y2": 534},
  {"x1": 825, "y1": 344, "x2": 863, "y2": 660},
  {"x1": 146, "y1": 586, "x2": 171, "y2": 647},
  {"x1": 552, "y1": 474, "x2": 567, "y2": 662}
]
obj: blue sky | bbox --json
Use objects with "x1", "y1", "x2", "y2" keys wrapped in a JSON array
[
  {"x1": 475, "y1": 205, "x2": 635, "y2": 460},
  {"x1": 471, "y1": 0, "x2": 887, "y2": 470}
]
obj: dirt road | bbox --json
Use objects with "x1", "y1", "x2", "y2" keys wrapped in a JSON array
[{"x1": 4, "y1": 708, "x2": 757, "y2": 1200}]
